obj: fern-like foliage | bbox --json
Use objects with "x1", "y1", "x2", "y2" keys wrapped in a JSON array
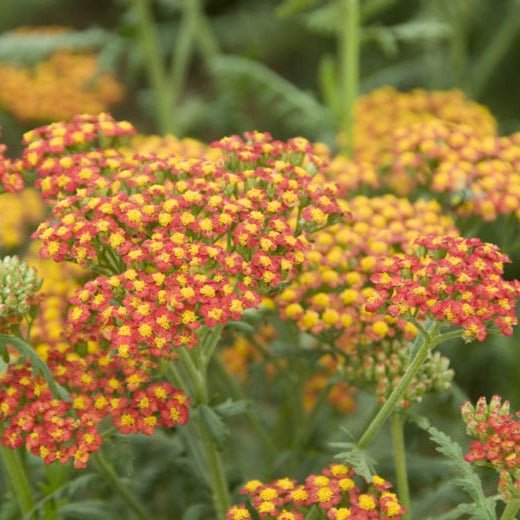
[
  {"x1": 210, "y1": 55, "x2": 332, "y2": 138},
  {"x1": 414, "y1": 416, "x2": 497, "y2": 520}
]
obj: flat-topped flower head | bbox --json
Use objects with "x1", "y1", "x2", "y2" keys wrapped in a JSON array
[
  {"x1": 368, "y1": 235, "x2": 520, "y2": 342},
  {"x1": 461, "y1": 395, "x2": 520, "y2": 501},
  {"x1": 230, "y1": 463, "x2": 405, "y2": 518}
]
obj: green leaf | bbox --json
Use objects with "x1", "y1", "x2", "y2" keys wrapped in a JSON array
[
  {"x1": 198, "y1": 405, "x2": 230, "y2": 449},
  {"x1": 210, "y1": 55, "x2": 330, "y2": 136},
  {"x1": 225, "y1": 320, "x2": 255, "y2": 334},
  {"x1": 414, "y1": 417, "x2": 497, "y2": 520},
  {"x1": 0, "y1": 334, "x2": 70, "y2": 401},
  {"x1": 330, "y1": 439, "x2": 375, "y2": 480},
  {"x1": 58, "y1": 500, "x2": 109, "y2": 520},
  {"x1": 214, "y1": 399, "x2": 251, "y2": 418}
]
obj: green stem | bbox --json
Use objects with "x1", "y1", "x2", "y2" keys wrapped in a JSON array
[
  {"x1": 132, "y1": 0, "x2": 173, "y2": 134},
  {"x1": 91, "y1": 451, "x2": 152, "y2": 520},
  {"x1": 357, "y1": 328, "x2": 462, "y2": 449},
  {"x1": 471, "y1": 1, "x2": 520, "y2": 97},
  {"x1": 0, "y1": 446, "x2": 34, "y2": 517},
  {"x1": 358, "y1": 331, "x2": 432, "y2": 449},
  {"x1": 390, "y1": 414, "x2": 411, "y2": 519},
  {"x1": 178, "y1": 327, "x2": 230, "y2": 519},
  {"x1": 168, "y1": 0, "x2": 198, "y2": 130},
  {"x1": 196, "y1": 421, "x2": 230, "y2": 519},
  {"x1": 500, "y1": 500, "x2": 520, "y2": 520},
  {"x1": 338, "y1": 0, "x2": 360, "y2": 156}
]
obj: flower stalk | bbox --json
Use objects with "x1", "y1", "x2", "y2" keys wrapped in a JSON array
[
  {"x1": 0, "y1": 445, "x2": 34, "y2": 517},
  {"x1": 390, "y1": 413, "x2": 411, "y2": 519}
]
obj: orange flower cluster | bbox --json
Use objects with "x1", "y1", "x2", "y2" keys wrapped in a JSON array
[
  {"x1": 0, "y1": 115, "x2": 347, "y2": 467},
  {"x1": 0, "y1": 252, "x2": 190, "y2": 468},
  {"x1": 227, "y1": 464, "x2": 404, "y2": 519},
  {"x1": 331, "y1": 87, "x2": 520, "y2": 221},
  {"x1": 0, "y1": 48, "x2": 124, "y2": 122},
  {"x1": 275, "y1": 196, "x2": 457, "y2": 406},
  {"x1": 461, "y1": 395, "x2": 520, "y2": 501},
  {"x1": 368, "y1": 235, "x2": 520, "y2": 341},
  {"x1": 29, "y1": 118, "x2": 346, "y2": 357}
]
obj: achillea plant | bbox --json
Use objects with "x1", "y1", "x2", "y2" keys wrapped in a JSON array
[
  {"x1": 367, "y1": 234, "x2": 519, "y2": 342},
  {"x1": 461, "y1": 395, "x2": 520, "y2": 502},
  {"x1": 227, "y1": 463, "x2": 405, "y2": 519},
  {"x1": 275, "y1": 196, "x2": 457, "y2": 406}
]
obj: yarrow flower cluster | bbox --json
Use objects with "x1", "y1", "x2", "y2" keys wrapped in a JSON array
[
  {"x1": 367, "y1": 235, "x2": 520, "y2": 342},
  {"x1": 0, "y1": 114, "x2": 347, "y2": 467},
  {"x1": 227, "y1": 463, "x2": 405, "y2": 519},
  {"x1": 0, "y1": 251, "x2": 190, "y2": 468},
  {"x1": 334, "y1": 87, "x2": 520, "y2": 222},
  {"x1": 275, "y1": 196, "x2": 457, "y2": 406},
  {"x1": 461, "y1": 395, "x2": 519, "y2": 501},
  {"x1": 0, "y1": 27, "x2": 124, "y2": 122},
  {"x1": 351, "y1": 86, "x2": 496, "y2": 166}
]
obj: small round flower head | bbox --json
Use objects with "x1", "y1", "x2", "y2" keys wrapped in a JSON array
[
  {"x1": 231, "y1": 463, "x2": 405, "y2": 518},
  {"x1": 461, "y1": 395, "x2": 520, "y2": 501},
  {"x1": 0, "y1": 256, "x2": 42, "y2": 331},
  {"x1": 368, "y1": 235, "x2": 520, "y2": 342}
]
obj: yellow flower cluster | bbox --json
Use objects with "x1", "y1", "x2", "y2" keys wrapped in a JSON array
[
  {"x1": 351, "y1": 86, "x2": 496, "y2": 165},
  {"x1": 277, "y1": 195, "x2": 458, "y2": 345},
  {"x1": 0, "y1": 189, "x2": 45, "y2": 252},
  {"x1": 0, "y1": 50, "x2": 124, "y2": 122}
]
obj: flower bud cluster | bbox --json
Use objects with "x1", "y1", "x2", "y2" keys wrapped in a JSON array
[
  {"x1": 368, "y1": 235, "x2": 520, "y2": 341},
  {"x1": 0, "y1": 256, "x2": 42, "y2": 331},
  {"x1": 227, "y1": 464, "x2": 405, "y2": 519},
  {"x1": 461, "y1": 395, "x2": 519, "y2": 500},
  {"x1": 0, "y1": 28, "x2": 123, "y2": 122}
]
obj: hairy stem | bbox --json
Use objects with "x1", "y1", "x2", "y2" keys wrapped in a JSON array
[
  {"x1": 0, "y1": 446, "x2": 34, "y2": 517},
  {"x1": 390, "y1": 413, "x2": 411, "y2": 519},
  {"x1": 91, "y1": 451, "x2": 152, "y2": 520}
]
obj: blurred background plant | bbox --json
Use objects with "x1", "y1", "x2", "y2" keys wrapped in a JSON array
[{"x1": 0, "y1": 1, "x2": 519, "y2": 519}]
